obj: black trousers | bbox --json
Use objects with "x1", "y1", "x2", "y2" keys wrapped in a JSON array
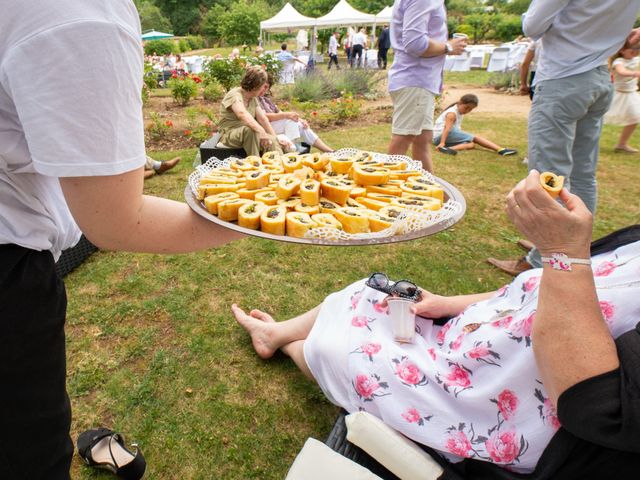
[
  {"x1": 0, "y1": 245, "x2": 72, "y2": 480},
  {"x1": 378, "y1": 48, "x2": 389, "y2": 69},
  {"x1": 351, "y1": 44, "x2": 363, "y2": 67},
  {"x1": 328, "y1": 53, "x2": 339, "y2": 69}
]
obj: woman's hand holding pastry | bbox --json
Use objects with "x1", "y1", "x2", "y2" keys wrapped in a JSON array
[{"x1": 506, "y1": 170, "x2": 592, "y2": 258}]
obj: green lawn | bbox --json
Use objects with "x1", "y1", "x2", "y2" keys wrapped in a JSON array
[{"x1": 67, "y1": 113, "x2": 639, "y2": 479}]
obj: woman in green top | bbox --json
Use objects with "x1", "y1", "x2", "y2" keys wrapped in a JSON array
[{"x1": 218, "y1": 66, "x2": 283, "y2": 157}]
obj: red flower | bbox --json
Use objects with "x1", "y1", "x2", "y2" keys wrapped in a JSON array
[
  {"x1": 361, "y1": 342, "x2": 381, "y2": 356},
  {"x1": 311, "y1": 111, "x2": 318, "y2": 117},
  {"x1": 496, "y1": 389, "x2": 519, "y2": 421},
  {"x1": 394, "y1": 358, "x2": 423, "y2": 385},
  {"x1": 354, "y1": 374, "x2": 380, "y2": 400},
  {"x1": 171, "y1": 72, "x2": 178, "y2": 78},
  {"x1": 445, "y1": 364, "x2": 470, "y2": 388},
  {"x1": 485, "y1": 429, "x2": 519, "y2": 464},
  {"x1": 594, "y1": 261, "x2": 616, "y2": 277},
  {"x1": 164, "y1": 120, "x2": 173, "y2": 127},
  {"x1": 183, "y1": 129, "x2": 192, "y2": 136},
  {"x1": 401, "y1": 408, "x2": 421, "y2": 423},
  {"x1": 445, "y1": 431, "x2": 472, "y2": 458}
]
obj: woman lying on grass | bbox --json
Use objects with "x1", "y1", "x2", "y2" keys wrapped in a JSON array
[
  {"x1": 233, "y1": 170, "x2": 640, "y2": 478},
  {"x1": 433, "y1": 94, "x2": 518, "y2": 157}
]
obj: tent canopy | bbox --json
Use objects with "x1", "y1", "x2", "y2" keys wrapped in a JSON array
[
  {"x1": 141, "y1": 30, "x2": 173, "y2": 40},
  {"x1": 260, "y1": 2, "x2": 316, "y2": 32},
  {"x1": 315, "y1": 0, "x2": 376, "y2": 28},
  {"x1": 375, "y1": 6, "x2": 393, "y2": 24}
]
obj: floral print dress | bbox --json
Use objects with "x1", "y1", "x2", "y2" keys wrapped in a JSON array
[{"x1": 302, "y1": 241, "x2": 640, "y2": 473}]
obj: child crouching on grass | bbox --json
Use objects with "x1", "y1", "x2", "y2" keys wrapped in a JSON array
[{"x1": 433, "y1": 94, "x2": 517, "y2": 156}]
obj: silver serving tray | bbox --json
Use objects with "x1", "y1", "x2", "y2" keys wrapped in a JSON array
[{"x1": 184, "y1": 176, "x2": 466, "y2": 246}]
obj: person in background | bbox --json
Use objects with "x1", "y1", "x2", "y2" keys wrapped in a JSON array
[
  {"x1": 387, "y1": 0, "x2": 466, "y2": 173},
  {"x1": 258, "y1": 73, "x2": 333, "y2": 153},
  {"x1": 433, "y1": 94, "x2": 518, "y2": 156},
  {"x1": 488, "y1": 0, "x2": 640, "y2": 276},
  {"x1": 519, "y1": 39, "x2": 541, "y2": 100},
  {"x1": 377, "y1": 25, "x2": 391, "y2": 69},
  {"x1": 351, "y1": 28, "x2": 367, "y2": 68},
  {"x1": 217, "y1": 66, "x2": 283, "y2": 157},
  {"x1": 174, "y1": 54, "x2": 186, "y2": 76},
  {"x1": 343, "y1": 30, "x2": 353, "y2": 67},
  {"x1": 228, "y1": 48, "x2": 240, "y2": 60},
  {"x1": 328, "y1": 31, "x2": 340, "y2": 70},
  {"x1": 143, "y1": 156, "x2": 180, "y2": 179},
  {"x1": 604, "y1": 45, "x2": 640, "y2": 153},
  {"x1": 276, "y1": 43, "x2": 306, "y2": 67},
  {"x1": 0, "y1": 1, "x2": 245, "y2": 478}
]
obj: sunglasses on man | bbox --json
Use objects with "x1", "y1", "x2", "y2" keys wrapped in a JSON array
[{"x1": 365, "y1": 272, "x2": 421, "y2": 301}]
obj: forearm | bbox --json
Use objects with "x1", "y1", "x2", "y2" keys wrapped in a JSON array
[
  {"x1": 439, "y1": 291, "x2": 497, "y2": 317},
  {"x1": 237, "y1": 112, "x2": 266, "y2": 134},
  {"x1": 266, "y1": 112, "x2": 289, "y2": 122},
  {"x1": 420, "y1": 40, "x2": 447, "y2": 58},
  {"x1": 257, "y1": 114, "x2": 276, "y2": 136},
  {"x1": 439, "y1": 124, "x2": 453, "y2": 144},
  {"x1": 523, "y1": 0, "x2": 571, "y2": 39},
  {"x1": 534, "y1": 266, "x2": 619, "y2": 406}
]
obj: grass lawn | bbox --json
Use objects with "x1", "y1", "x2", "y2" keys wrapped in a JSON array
[{"x1": 67, "y1": 111, "x2": 639, "y2": 478}]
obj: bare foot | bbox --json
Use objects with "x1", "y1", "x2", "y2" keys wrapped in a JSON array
[{"x1": 232, "y1": 304, "x2": 278, "y2": 359}]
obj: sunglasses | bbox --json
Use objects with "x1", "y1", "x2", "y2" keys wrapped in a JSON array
[{"x1": 365, "y1": 272, "x2": 421, "y2": 301}]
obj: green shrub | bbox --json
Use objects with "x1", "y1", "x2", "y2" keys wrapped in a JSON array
[
  {"x1": 203, "y1": 80, "x2": 225, "y2": 102},
  {"x1": 147, "y1": 112, "x2": 172, "y2": 141},
  {"x1": 329, "y1": 69, "x2": 383, "y2": 97},
  {"x1": 204, "y1": 57, "x2": 246, "y2": 91},
  {"x1": 327, "y1": 92, "x2": 362, "y2": 123},
  {"x1": 144, "y1": 39, "x2": 175, "y2": 56},
  {"x1": 143, "y1": 63, "x2": 159, "y2": 90},
  {"x1": 287, "y1": 73, "x2": 333, "y2": 102},
  {"x1": 178, "y1": 39, "x2": 190, "y2": 53},
  {"x1": 183, "y1": 107, "x2": 217, "y2": 145},
  {"x1": 493, "y1": 15, "x2": 524, "y2": 42},
  {"x1": 487, "y1": 72, "x2": 518, "y2": 90},
  {"x1": 246, "y1": 54, "x2": 282, "y2": 85},
  {"x1": 168, "y1": 75, "x2": 200, "y2": 106},
  {"x1": 186, "y1": 35, "x2": 205, "y2": 50}
]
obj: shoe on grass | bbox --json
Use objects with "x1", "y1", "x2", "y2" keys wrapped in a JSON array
[
  {"x1": 156, "y1": 156, "x2": 181, "y2": 174},
  {"x1": 486, "y1": 256, "x2": 532, "y2": 276},
  {"x1": 516, "y1": 239, "x2": 535, "y2": 251},
  {"x1": 437, "y1": 146, "x2": 458, "y2": 155},
  {"x1": 498, "y1": 148, "x2": 517, "y2": 156},
  {"x1": 614, "y1": 145, "x2": 639, "y2": 153}
]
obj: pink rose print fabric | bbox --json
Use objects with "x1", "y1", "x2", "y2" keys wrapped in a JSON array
[{"x1": 303, "y1": 243, "x2": 640, "y2": 473}]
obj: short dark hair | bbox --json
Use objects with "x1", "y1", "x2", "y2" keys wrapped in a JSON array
[
  {"x1": 240, "y1": 66, "x2": 268, "y2": 92},
  {"x1": 281, "y1": 43, "x2": 287, "y2": 50}
]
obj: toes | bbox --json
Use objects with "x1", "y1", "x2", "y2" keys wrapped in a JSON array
[{"x1": 250, "y1": 309, "x2": 275, "y2": 322}]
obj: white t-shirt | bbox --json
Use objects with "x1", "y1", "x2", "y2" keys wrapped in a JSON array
[
  {"x1": 0, "y1": 0, "x2": 147, "y2": 260},
  {"x1": 329, "y1": 36, "x2": 339, "y2": 55},
  {"x1": 433, "y1": 105, "x2": 463, "y2": 137},
  {"x1": 612, "y1": 57, "x2": 640, "y2": 92},
  {"x1": 352, "y1": 32, "x2": 367, "y2": 47}
]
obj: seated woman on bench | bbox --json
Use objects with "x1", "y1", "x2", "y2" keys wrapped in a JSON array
[
  {"x1": 217, "y1": 66, "x2": 283, "y2": 157},
  {"x1": 257, "y1": 73, "x2": 334, "y2": 153},
  {"x1": 232, "y1": 170, "x2": 640, "y2": 477}
]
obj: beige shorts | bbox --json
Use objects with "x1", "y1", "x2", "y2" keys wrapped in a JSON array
[{"x1": 390, "y1": 87, "x2": 436, "y2": 135}]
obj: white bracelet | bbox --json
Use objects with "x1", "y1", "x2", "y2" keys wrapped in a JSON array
[{"x1": 540, "y1": 253, "x2": 591, "y2": 271}]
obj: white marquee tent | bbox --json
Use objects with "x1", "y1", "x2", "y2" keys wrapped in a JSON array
[
  {"x1": 259, "y1": 2, "x2": 316, "y2": 32},
  {"x1": 315, "y1": 0, "x2": 376, "y2": 28},
  {"x1": 375, "y1": 5, "x2": 393, "y2": 24}
]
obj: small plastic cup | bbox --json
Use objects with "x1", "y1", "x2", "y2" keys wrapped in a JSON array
[
  {"x1": 452, "y1": 33, "x2": 468, "y2": 39},
  {"x1": 387, "y1": 297, "x2": 416, "y2": 343}
]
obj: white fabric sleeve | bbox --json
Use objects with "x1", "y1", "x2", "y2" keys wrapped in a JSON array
[
  {"x1": 2, "y1": 20, "x2": 146, "y2": 177},
  {"x1": 523, "y1": 0, "x2": 572, "y2": 40}
]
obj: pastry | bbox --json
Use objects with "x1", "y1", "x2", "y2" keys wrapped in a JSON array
[
  {"x1": 237, "y1": 186, "x2": 273, "y2": 200},
  {"x1": 262, "y1": 151, "x2": 281, "y2": 164},
  {"x1": 351, "y1": 151, "x2": 373, "y2": 163},
  {"x1": 365, "y1": 184, "x2": 403, "y2": 196},
  {"x1": 329, "y1": 156, "x2": 354, "y2": 174},
  {"x1": 355, "y1": 196, "x2": 388, "y2": 211},
  {"x1": 349, "y1": 187, "x2": 367, "y2": 198},
  {"x1": 277, "y1": 196, "x2": 301, "y2": 211},
  {"x1": 238, "y1": 201, "x2": 266, "y2": 230},
  {"x1": 286, "y1": 212, "x2": 317, "y2": 238},
  {"x1": 379, "y1": 205, "x2": 406, "y2": 220},
  {"x1": 294, "y1": 203, "x2": 320, "y2": 215},
  {"x1": 361, "y1": 210, "x2": 394, "y2": 232},
  {"x1": 391, "y1": 197, "x2": 441, "y2": 211},
  {"x1": 198, "y1": 174, "x2": 238, "y2": 185},
  {"x1": 300, "y1": 153, "x2": 329, "y2": 171},
  {"x1": 321, "y1": 179, "x2": 351, "y2": 205},
  {"x1": 318, "y1": 197, "x2": 340, "y2": 213},
  {"x1": 352, "y1": 165, "x2": 390, "y2": 186},
  {"x1": 400, "y1": 182, "x2": 444, "y2": 202},
  {"x1": 204, "y1": 192, "x2": 239, "y2": 215},
  {"x1": 244, "y1": 170, "x2": 271, "y2": 190},
  {"x1": 540, "y1": 171, "x2": 564, "y2": 198},
  {"x1": 333, "y1": 207, "x2": 370, "y2": 233},
  {"x1": 231, "y1": 157, "x2": 260, "y2": 171},
  {"x1": 197, "y1": 183, "x2": 241, "y2": 199},
  {"x1": 254, "y1": 190, "x2": 279, "y2": 205},
  {"x1": 299, "y1": 179, "x2": 321, "y2": 206},
  {"x1": 217, "y1": 198, "x2": 250, "y2": 221},
  {"x1": 282, "y1": 153, "x2": 302, "y2": 172},
  {"x1": 389, "y1": 170, "x2": 422, "y2": 181},
  {"x1": 366, "y1": 192, "x2": 397, "y2": 203},
  {"x1": 275, "y1": 175, "x2": 302, "y2": 200},
  {"x1": 260, "y1": 205, "x2": 287, "y2": 235},
  {"x1": 311, "y1": 213, "x2": 343, "y2": 230}
]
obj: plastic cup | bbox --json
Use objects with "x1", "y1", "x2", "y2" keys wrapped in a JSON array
[
  {"x1": 452, "y1": 33, "x2": 468, "y2": 39},
  {"x1": 387, "y1": 297, "x2": 416, "y2": 343}
]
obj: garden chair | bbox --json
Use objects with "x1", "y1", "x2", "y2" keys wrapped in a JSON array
[
  {"x1": 486, "y1": 47, "x2": 511, "y2": 72},
  {"x1": 450, "y1": 50, "x2": 471, "y2": 72},
  {"x1": 467, "y1": 47, "x2": 485, "y2": 69},
  {"x1": 443, "y1": 55, "x2": 456, "y2": 71},
  {"x1": 280, "y1": 60, "x2": 296, "y2": 84}
]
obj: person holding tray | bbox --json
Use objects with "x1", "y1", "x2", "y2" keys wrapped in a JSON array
[
  {"x1": 233, "y1": 170, "x2": 640, "y2": 477},
  {"x1": 0, "y1": 1, "x2": 244, "y2": 478},
  {"x1": 217, "y1": 66, "x2": 284, "y2": 157}
]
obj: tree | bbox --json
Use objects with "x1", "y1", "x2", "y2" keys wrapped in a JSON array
[
  {"x1": 201, "y1": 3, "x2": 228, "y2": 44},
  {"x1": 219, "y1": 0, "x2": 272, "y2": 47},
  {"x1": 464, "y1": 13, "x2": 494, "y2": 44},
  {"x1": 138, "y1": 2, "x2": 172, "y2": 32}
]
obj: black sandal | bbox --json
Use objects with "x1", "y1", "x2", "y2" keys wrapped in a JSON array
[{"x1": 77, "y1": 428, "x2": 146, "y2": 480}]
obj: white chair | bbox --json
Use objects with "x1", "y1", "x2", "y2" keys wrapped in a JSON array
[
  {"x1": 486, "y1": 47, "x2": 511, "y2": 72},
  {"x1": 450, "y1": 50, "x2": 471, "y2": 72},
  {"x1": 444, "y1": 55, "x2": 456, "y2": 71},
  {"x1": 468, "y1": 47, "x2": 485, "y2": 69},
  {"x1": 365, "y1": 49, "x2": 378, "y2": 68},
  {"x1": 507, "y1": 43, "x2": 529, "y2": 70},
  {"x1": 294, "y1": 56, "x2": 308, "y2": 78},
  {"x1": 280, "y1": 60, "x2": 296, "y2": 84}
]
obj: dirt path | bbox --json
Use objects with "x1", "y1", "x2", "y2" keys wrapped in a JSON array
[{"x1": 366, "y1": 86, "x2": 531, "y2": 119}]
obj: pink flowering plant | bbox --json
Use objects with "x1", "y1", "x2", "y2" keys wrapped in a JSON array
[
  {"x1": 146, "y1": 112, "x2": 172, "y2": 141},
  {"x1": 168, "y1": 74, "x2": 200, "y2": 106}
]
